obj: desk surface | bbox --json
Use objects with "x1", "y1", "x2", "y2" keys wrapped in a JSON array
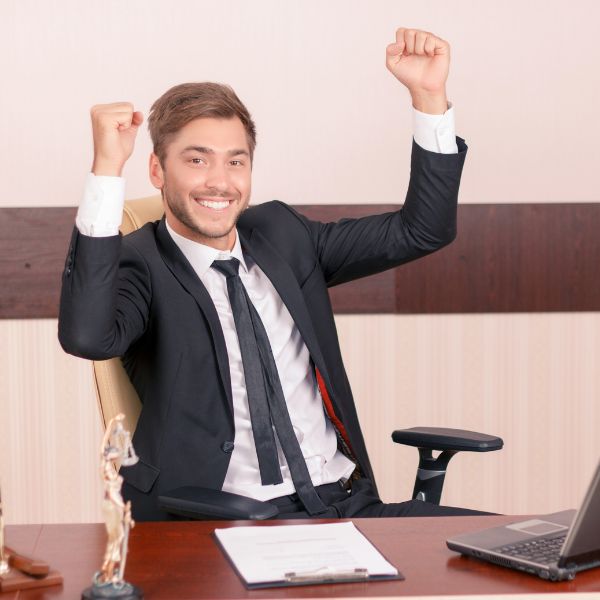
[{"x1": 3, "y1": 515, "x2": 600, "y2": 599}]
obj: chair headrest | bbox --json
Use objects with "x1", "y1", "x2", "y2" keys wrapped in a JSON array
[{"x1": 121, "y1": 195, "x2": 164, "y2": 234}]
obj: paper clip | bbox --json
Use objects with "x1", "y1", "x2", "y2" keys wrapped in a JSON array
[{"x1": 284, "y1": 566, "x2": 369, "y2": 583}]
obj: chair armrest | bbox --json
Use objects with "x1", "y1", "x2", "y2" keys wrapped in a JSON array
[
  {"x1": 158, "y1": 486, "x2": 279, "y2": 520},
  {"x1": 392, "y1": 427, "x2": 503, "y2": 452}
]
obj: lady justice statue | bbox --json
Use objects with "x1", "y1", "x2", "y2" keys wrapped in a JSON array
[{"x1": 82, "y1": 414, "x2": 143, "y2": 599}]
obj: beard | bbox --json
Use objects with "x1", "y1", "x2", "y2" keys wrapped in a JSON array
[{"x1": 163, "y1": 183, "x2": 246, "y2": 241}]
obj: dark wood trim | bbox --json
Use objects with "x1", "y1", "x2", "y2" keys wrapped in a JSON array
[
  {"x1": 1, "y1": 207, "x2": 77, "y2": 319},
  {"x1": 2, "y1": 204, "x2": 600, "y2": 319}
]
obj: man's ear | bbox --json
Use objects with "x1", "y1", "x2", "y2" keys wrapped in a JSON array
[{"x1": 149, "y1": 153, "x2": 164, "y2": 189}]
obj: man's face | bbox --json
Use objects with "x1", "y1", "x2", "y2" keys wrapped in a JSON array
[{"x1": 150, "y1": 116, "x2": 252, "y2": 250}]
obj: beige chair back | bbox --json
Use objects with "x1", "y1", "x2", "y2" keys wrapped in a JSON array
[{"x1": 92, "y1": 195, "x2": 164, "y2": 433}]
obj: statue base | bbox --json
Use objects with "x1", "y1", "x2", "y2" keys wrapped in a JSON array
[{"x1": 81, "y1": 581, "x2": 143, "y2": 599}]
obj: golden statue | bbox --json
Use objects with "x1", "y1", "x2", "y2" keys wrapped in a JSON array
[{"x1": 83, "y1": 413, "x2": 143, "y2": 599}]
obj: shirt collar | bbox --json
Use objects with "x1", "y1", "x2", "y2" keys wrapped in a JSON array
[{"x1": 165, "y1": 220, "x2": 248, "y2": 277}]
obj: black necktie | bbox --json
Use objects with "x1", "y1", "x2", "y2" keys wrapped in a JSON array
[{"x1": 212, "y1": 258, "x2": 328, "y2": 515}]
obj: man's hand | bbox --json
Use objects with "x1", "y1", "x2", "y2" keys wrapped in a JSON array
[
  {"x1": 90, "y1": 103, "x2": 144, "y2": 176},
  {"x1": 386, "y1": 28, "x2": 450, "y2": 114}
]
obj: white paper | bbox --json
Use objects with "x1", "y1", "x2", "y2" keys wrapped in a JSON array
[{"x1": 214, "y1": 521, "x2": 398, "y2": 585}]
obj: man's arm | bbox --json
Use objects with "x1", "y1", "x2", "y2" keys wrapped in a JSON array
[
  {"x1": 58, "y1": 229, "x2": 152, "y2": 359},
  {"x1": 298, "y1": 140, "x2": 466, "y2": 287},
  {"x1": 303, "y1": 28, "x2": 466, "y2": 286},
  {"x1": 58, "y1": 103, "x2": 148, "y2": 359}
]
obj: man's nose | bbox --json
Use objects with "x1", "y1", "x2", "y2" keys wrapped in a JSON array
[{"x1": 205, "y1": 163, "x2": 230, "y2": 192}]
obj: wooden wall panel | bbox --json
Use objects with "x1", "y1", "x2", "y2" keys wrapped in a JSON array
[
  {"x1": 300, "y1": 203, "x2": 600, "y2": 313},
  {"x1": 0, "y1": 207, "x2": 76, "y2": 318},
  {"x1": 338, "y1": 313, "x2": 600, "y2": 516},
  {"x1": 2, "y1": 204, "x2": 600, "y2": 318},
  {"x1": 393, "y1": 204, "x2": 600, "y2": 313},
  {"x1": 2, "y1": 313, "x2": 599, "y2": 524}
]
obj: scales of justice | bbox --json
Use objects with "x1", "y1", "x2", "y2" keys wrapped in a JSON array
[{"x1": 82, "y1": 413, "x2": 143, "y2": 599}]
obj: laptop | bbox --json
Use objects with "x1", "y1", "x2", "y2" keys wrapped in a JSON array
[{"x1": 446, "y1": 459, "x2": 600, "y2": 581}]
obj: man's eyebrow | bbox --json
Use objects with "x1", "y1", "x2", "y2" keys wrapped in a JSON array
[{"x1": 180, "y1": 146, "x2": 249, "y2": 157}]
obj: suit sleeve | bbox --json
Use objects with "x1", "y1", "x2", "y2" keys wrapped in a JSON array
[
  {"x1": 299, "y1": 138, "x2": 467, "y2": 287},
  {"x1": 58, "y1": 228, "x2": 151, "y2": 360}
]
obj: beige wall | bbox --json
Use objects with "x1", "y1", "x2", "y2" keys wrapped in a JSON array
[
  {"x1": 1, "y1": 0, "x2": 599, "y2": 523},
  {"x1": 2, "y1": 314, "x2": 600, "y2": 523},
  {"x1": 2, "y1": 0, "x2": 599, "y2": 207}
]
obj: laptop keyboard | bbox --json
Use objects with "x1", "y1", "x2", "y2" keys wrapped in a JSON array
[{"x1": 497, "y1": 534, "x2": 566, "y2": 564}]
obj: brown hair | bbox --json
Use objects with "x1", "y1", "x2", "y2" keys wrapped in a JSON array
[{"x1": 148, "y1": 82, "x2": 256, "y2": 166}]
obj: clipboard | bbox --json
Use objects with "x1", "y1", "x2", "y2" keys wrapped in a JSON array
[{"x1": 213, "y1": 521, "x2": 405, "y2": 589}]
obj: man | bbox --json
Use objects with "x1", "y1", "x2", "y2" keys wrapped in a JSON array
[{"x1": 59, "y1": 28, "x2": 472, "y2": 521}]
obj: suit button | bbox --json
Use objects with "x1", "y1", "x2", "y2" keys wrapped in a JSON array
[
  {"x1": 221, "y1": 441, "x2": 234, "y2": 453},
  {"x1": 65, "y1": 267, "x2": 72, "y2": 276}
]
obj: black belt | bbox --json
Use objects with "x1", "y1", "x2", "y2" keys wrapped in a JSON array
[{"x1": 268, "y1": 479, "x2": 351, "y2": 508}]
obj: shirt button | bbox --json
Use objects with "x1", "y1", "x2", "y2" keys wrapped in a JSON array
[{"x1": 221, "y1": 441, "x2": 235, "y2": 453}]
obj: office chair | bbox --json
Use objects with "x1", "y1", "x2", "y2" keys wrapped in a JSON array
[{"x1": 93, "y1": 196, "x2": 503, "y2": 520}]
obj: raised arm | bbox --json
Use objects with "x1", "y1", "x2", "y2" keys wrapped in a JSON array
[
  {"x1": 58, "y1": 103, "x2": 149, "y2": 359},
  {"x1": 306, "y1": 28, "x2": 466, "y2": 286}
]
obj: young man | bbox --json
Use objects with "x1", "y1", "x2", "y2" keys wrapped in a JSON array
[{"x1": 59, "y1": 28, "x2": 472, "y2": 520}]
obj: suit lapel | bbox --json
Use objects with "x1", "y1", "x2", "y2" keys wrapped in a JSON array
[
  {"x1": 155, "y1": 219, "x2": 234, "y2": 417},
  {"x1": 240, "y1": 228, "x2": 335, "y2": 396}
]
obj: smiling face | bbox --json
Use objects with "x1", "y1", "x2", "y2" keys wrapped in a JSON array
[{"x1": 149, "y1": 116, "x2": 252, "y2": 250}]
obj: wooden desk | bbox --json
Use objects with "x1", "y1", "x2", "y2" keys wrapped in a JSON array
[{"x1": 2, "y1": 516, "x2": 600, "y2": 599}]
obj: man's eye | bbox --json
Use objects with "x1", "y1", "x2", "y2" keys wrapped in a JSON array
[
  {"x1": 190, "y1": 158, "x2": 205, "y2": 165},
  {"x1": 230, "y1": 160, "x2": 243, "y2": 166}
]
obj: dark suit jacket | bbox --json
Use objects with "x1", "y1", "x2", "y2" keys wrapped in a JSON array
[{"x1": 59, "y1": 139, "x2": 467, "y2": 520}]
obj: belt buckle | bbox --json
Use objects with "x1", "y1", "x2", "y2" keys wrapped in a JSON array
[{"x1": 338, "y1": 477, "x2": 352, "y2": 491}]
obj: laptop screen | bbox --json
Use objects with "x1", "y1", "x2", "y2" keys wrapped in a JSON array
[{"x1": 559, "y1": 460, "x2": 600, "y2": 567}]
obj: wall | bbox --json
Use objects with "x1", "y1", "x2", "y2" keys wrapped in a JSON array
[{"x1": 1, "y1": 0, "x2": 599, "y2": 523}]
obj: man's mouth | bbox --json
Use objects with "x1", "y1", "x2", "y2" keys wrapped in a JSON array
[{"x1": 194, "y1": 197, "x2": 233, "y2": 210}]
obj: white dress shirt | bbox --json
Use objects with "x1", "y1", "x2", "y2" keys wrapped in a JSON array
[{"x1": 75, "y1": 106, "x2": 458, "y2": 500}]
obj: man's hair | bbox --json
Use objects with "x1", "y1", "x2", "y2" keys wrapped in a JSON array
[{"x1": 148, "y1": 82, "x2": 256, "y2": 166}]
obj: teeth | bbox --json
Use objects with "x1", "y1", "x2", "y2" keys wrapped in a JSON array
[{"x1": 198, "y1": 199, "x2": 229, "y2": 209}]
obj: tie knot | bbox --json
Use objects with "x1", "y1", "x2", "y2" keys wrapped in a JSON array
[{"x1": 212, "y1": 257, "x2": 240, "y2": 278}]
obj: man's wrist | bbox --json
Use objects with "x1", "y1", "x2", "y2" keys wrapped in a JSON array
[
  {"x1": 410, "y1": 90, "x2": 448, "y2": 115},
  {"x1": 92, "y1": 157, "x2": 126, "y2": 177}
]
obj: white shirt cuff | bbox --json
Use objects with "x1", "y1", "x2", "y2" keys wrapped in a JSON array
[
  {"x1": 76, "y1": 173, "x2": 125, "y2": 237},
  {"x1": 412, "y1": 103, "x2": 458, "y2": 154}
]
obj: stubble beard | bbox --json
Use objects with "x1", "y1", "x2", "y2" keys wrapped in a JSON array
[{"x1": 164, "y1": 185, "x2": 246, "y2": 241}]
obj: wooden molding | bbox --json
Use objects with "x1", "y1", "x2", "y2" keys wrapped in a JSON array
[{"x1": 2, "y1": 204, "x2": 600, "y2": 318}]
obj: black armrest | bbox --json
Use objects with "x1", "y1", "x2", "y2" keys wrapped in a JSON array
[
  {"x1": 158, "y1": 486, "x2": 279, "y2": 520},
  {"x1": 392, "y1": 427, "x2": 503, "y2": 452},
  {"x1": 392, "y1": 427, "x2": 503, "y2": 504}
]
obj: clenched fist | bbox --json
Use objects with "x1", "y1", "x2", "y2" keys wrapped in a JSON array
[
  {"x1": 90, "y1": 102, "x2": 144, "y2": 176},
  {"x1": 386, "y1": 28, "x2": 450, "y2": 114}
]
